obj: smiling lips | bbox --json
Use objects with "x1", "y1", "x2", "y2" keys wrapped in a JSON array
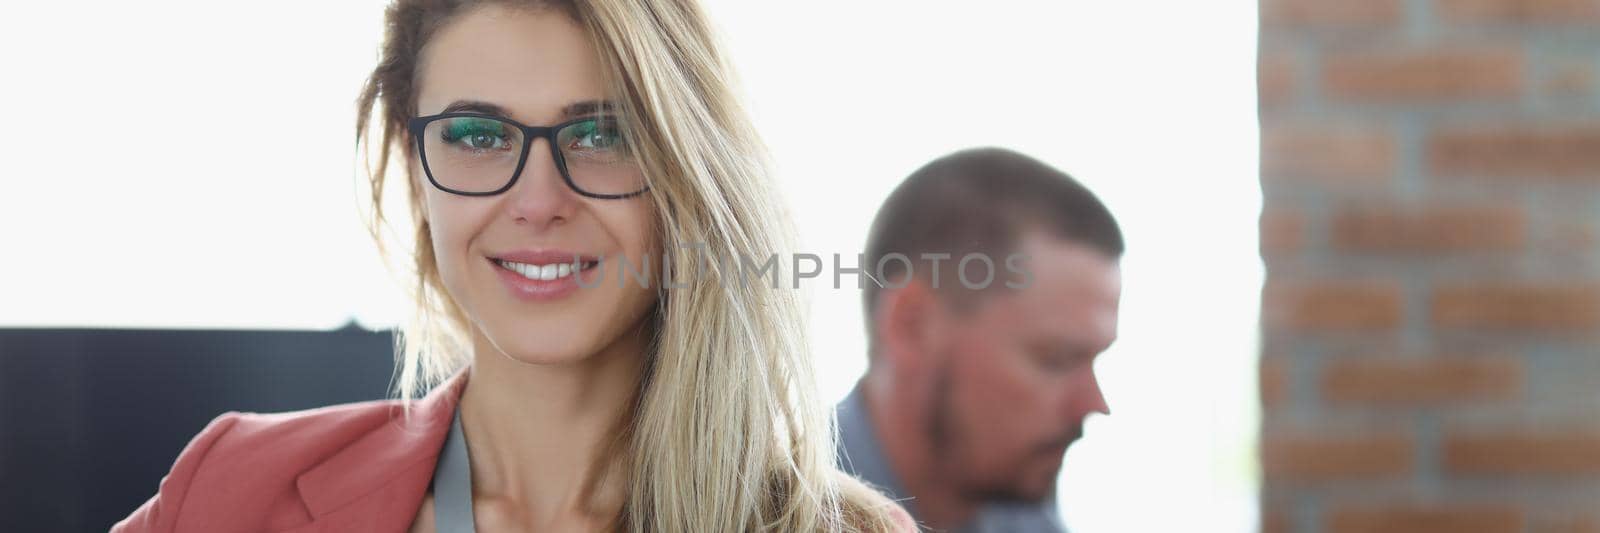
[
  {"x1": 490, "y1": 250, "x2": 601, "y2": 278},
  {"x1": 494, "y1": 258, "x2": 599, "y2": 281},
  {"x1": 488, "y1": 250, "x2": 603, "y2": 301}
]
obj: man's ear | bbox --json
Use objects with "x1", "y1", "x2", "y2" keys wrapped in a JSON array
[{"x1": 874, "y1": 280, "x2": 946, "y2": 371}]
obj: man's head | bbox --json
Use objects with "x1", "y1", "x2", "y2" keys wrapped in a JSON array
[{"x1": 863, "y1": 147, "x2": 1123, "y2": 503}]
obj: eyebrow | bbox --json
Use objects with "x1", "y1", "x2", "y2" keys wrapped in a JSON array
[{"x1": 438, "y1": 99, "x2": 616, "y2": 121}]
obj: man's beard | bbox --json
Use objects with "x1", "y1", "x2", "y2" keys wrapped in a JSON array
[{"x1": 925, "y1": 362, "x2": 1080, "y2": 505}]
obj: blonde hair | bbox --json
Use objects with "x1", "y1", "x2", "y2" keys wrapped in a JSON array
[{"x1": 354, "y1": 1, "x2": 903, "y2": 531}]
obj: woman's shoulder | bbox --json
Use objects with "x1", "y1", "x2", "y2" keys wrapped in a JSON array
[
  {"x1": 189, "y1": 398, "x2": 422, "y2": 476},
  {"x1": 224, "y1": 398, "x2": 412, "y2": 449},
  {"x1": 111, "y1": 398, "x2": 421, "y2": 532},
  {"x1": 175, "y1": 399, "x2": 402, "y2": 464}
]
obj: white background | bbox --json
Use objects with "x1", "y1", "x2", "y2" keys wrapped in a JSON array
[{"x1": 0, "y1": 2, "x2": 1261, "y2": 531}]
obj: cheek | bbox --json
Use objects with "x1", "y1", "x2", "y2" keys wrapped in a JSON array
[
  {"x1": 427, "y1": 213, "x2": 469, "y2": 306},
  {"x1": 947, "y1": 336, "x2": 1042, "y2": 437},
  {"x1": 586, "y1": 199, "x2": 657, "y2": 309},
  {"x1": 426, "y1": 199, "x2": 469, "y2": 260},
  {"x1": 947, "y1": 337, "x2": 1062, "y2": 444},
  {"x1": 605, "y1": 199, "x2": 657, "y2": 261},
  {"x1": 421, "y1": 193, "x2": 491, "y2": 304},
  {"x1": 954, "y1": 338, "x2": 1044, "y2": 410}
]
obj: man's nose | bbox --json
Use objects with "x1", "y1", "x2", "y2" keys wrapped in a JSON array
[{"x1": 1069, "y1": 370, "x2": 1110, "y2": 418}]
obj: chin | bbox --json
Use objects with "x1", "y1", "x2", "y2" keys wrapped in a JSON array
[
  {"x1": 498, "y1": 345, "x2": 592, "y2": 365},
  {"x1": 989, "y1": 462, "x2": 1064, "y2": 504},
  {"x1": 480, "y1": 321, "x2": 608, "y2": 365},
  {"x1": 969, "y1": 479, "x2": 1054, "y2": 506},
  {"x1": 1020, "y1": 476, "x2": 1059, "y2": 502},
  {"x1": 993, "y1": 481, "x2": 1055, "y2": 505}
]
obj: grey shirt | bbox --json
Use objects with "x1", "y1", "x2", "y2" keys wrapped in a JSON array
[{"x1": 836, "y1": 383, "x2": 1069, "y2": 533}]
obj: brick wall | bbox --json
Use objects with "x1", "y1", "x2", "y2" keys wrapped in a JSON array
[{"x1": 1258, "y1": 1, "x2": 1600, "y2": 532}]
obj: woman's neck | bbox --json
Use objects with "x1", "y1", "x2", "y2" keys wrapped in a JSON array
[{"x1": 457, "y1": 324, "x2": 648, "y2": 526}]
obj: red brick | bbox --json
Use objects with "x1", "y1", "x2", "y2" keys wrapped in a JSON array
[
  {"x1": 1430, "y1": 124, "x2": 1600, "y2": 178},
  {"x1": 1543, "y1": 60, "x2": 1596, "y2": 97},
  {"x1": 1262, "y1": 124, "x2": 1397, "y2": 183},
  {"x1": 1326, "y1": 503, "x2": 1521, "y2": 533},
  {"x1": 1263, "y1": 506, "x2": 1293, "y2": 533},
  {"x1": 1331, "y1": 205, "x2": 1525, "y2": 253},
  {"x1": 1260, "y1": 54, "x2": 1296, "y2": 107},
  {"x1": 1431, "y1": 284, "x2": 1600, "y2": 330},
  {"x1": 1529, "y1": 511, "x2": 1600, "y2": 533},
  {"x1": 1263, "y1": 432, "x2": 1414, "y2": 481},
  {"x1": 1324, "y1": 48, "x2": 1523, "y2": 101},
  {"x1": 1261, "y1": 210, "x2": 1307, "y2": 256},
  {"x1": 1545, "y1": 218, "x2": 1599, "y2": 252},
  {"x1": 1444, "y1": 430, "x2": 1600, "y2": 475},
  {"x1": 1263, "y1": 0, "x2": 1405, "y2": 28},
  {"x1": 1437, "y1": 0, "x2": 1600, "y2": 23},
  {"x1": 1321, "y1": 355, "x2": 1522, "y2": 404},
  {"x1": 1265, "y1": 281, "x2": 1405, "y2": 331},
  {"x1": 1262, "y1": 355, "x2": 1291, "y2": 410}
]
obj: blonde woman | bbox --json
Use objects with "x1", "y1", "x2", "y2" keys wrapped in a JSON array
[{"x1": 112, "y1": 1, "x2": 914, "y2": 531}]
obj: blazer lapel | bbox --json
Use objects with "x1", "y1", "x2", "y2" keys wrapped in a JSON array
[
  {"x1": 270, "y1": 458, "x2": 439, "y2": 533},
  {"x1": 271, "y1": 369, "x2": 469, "y2": 533}
]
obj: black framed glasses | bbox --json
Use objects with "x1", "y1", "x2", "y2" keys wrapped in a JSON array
[{"x1": 407, "y1": 112, "x2": 648, "y2": 199}]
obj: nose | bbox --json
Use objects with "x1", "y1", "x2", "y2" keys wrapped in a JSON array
[
  {"x1": 1067, "y1": 369, "x2": 1110, "y2": 419},
  {"x1": 505, "y1": 138, "x2": 579, "y2": 228},
  {"x1": 1086, "y1": 371, "x2": 1110, "y2": 416}
]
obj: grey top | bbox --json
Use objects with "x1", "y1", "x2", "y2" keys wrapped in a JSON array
[
  {"x1": 432, "y1": 402, "x2": 476, "y2": 533},
  {"x1": 836, "y1": 383, "x2": 1069, "y2": 533}
]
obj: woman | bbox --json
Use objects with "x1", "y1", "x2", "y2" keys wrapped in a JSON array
[{"x1": 113, "y1": 1, "x2": 913, "y2": 531}]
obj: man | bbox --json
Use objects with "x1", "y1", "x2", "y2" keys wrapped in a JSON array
[{"x1": 838, "y1": 147, "x2": 1123, "y2": 533}]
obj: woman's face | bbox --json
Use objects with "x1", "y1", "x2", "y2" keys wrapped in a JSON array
[{"x1": 413, "y1": 5, "x2": 657, "y2": 364}]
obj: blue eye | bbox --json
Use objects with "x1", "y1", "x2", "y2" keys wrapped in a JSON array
[
  {"x1": 441, "y1": 118, "x2": 513, "y2": 151},
  {"x1": 562, "y1": 118, "x2": 627, "y2": 153}
]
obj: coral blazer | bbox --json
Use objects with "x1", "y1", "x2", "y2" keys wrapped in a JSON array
[{"x1": 111, "y1": 369, "x2": 471, "y2": 533}]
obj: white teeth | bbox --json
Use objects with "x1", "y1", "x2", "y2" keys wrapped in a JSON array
[{"x1": 497, "y1": 259, "x2": 582, "y2": 281}]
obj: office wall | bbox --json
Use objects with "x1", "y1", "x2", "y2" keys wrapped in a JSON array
[{"x1": 0, "y1": 326, "x2": 394, "y2": 532}]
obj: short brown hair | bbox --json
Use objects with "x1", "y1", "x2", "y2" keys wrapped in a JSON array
[{"x1": 862, "y1": 147, "x2": 1123, "y2": 353}]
